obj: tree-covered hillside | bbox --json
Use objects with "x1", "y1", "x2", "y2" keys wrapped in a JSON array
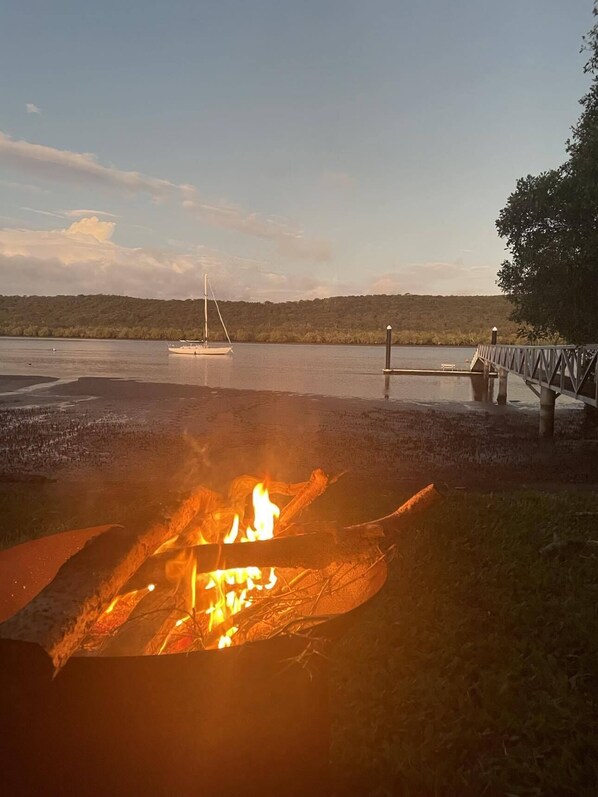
[{"x1": 0, "y1": 294, "x2": 519, "y2": 345}]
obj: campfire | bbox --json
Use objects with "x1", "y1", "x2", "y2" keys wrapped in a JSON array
[
  {"x1": 0, "y1": 469, "x2": 440, "y2": 669},
  {"x1": 83, "y1": 479, "x2": 287, "y2": 656},
  {"x1": 0, "y1": 471, "x2": 441, "y2": 796}
]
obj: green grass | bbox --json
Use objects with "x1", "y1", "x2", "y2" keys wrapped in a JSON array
[
  {"x1": 330, "y1": 491, "x2": 598, "y2": 797},
  {"x1": 0, "y1": 481, "x2": 172, "y2": 549}
]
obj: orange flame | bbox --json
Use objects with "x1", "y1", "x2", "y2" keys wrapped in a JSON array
[
  {"x1": 204, "y1": 483, "x2": 279, "y2": 649},
  {"x1": 154, "y1": 482, "x2": 280, "y2": 655}
]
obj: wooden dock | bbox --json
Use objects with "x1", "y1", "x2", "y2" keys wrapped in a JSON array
[
  {"x1": 473, "y1": 343, "x2": 598, "y2": 436},
  {"x1": 381, "y1": 325, "x2": 598, "y2": 436}
]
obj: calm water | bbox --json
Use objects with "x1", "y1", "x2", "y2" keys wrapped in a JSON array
[{"x1": 0, "y1": 337, "x2": 541, "y2": 404}]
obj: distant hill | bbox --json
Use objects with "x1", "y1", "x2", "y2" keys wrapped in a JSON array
[{"x1": 0, "y1": 293, "x2": 519, "y2": 345}]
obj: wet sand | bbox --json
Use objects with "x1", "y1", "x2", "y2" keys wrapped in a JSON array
[{"x1": 0, "y1": 375, "x2": 57, "y2": 393}]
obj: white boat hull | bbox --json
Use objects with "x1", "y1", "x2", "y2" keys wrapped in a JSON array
[{"x1": 168, "y1": 345, "x2": 232, "y2": 356}]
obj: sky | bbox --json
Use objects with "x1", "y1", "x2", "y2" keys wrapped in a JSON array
[{"x1": 0, "y1": 0, "x2": 594, "y2": 301}]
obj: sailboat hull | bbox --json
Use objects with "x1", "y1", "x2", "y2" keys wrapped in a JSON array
[{"x1": 168, "y1": 345, "x2": 232, "y2": 356}]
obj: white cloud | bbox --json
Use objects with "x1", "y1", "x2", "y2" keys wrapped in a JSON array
[
  {"x1": 0, "y1": 131, "x2": 331, "y2": 260},
  {"x1": 0, "y1": 131, "x2": 176, "y2": 198},
  {"x1": 19, "y1": 206, "x2": 65, "y2": 219},
  {"x1": 0, "y1": 221, "x2": 498, "y2": 300},
  {"x1": 368, "y1": 262, "x2": 498, "y2": 295},
  {"x1": 65, "y1": 216, "x2": 115, "y2": 242},
  {"x1": 25, "y1": 103, "x2": 41, "y2": 115},
  {"x1": 0, "y1": 220, "x2": 337, "y2": 300}
]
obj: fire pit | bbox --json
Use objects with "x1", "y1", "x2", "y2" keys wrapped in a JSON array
[{"x1": 0, "y1": 472, "x2": 440, "y2": 796}]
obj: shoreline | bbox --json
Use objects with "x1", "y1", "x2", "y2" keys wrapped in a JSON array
[
  {"x1": 0, "y1": 334, "x2": 501, "y2": 348},
  {"x1": 1, "y1": 374, "x2": 596, "y2": 495}
]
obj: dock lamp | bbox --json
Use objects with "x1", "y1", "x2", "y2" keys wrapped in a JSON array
[{"x1": 491, "y1": 326, "x2": 498, "y2": 345}]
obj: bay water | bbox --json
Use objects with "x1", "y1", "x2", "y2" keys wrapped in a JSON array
[{"x1": 0, "y1": 337, "x2": 544, "y2": 404}]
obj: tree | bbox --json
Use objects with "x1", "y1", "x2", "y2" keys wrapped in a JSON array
[{"x1": 496, "y1": 8, "x2": 598, "y2": 342}]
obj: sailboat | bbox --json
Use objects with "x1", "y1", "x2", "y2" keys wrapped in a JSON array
[{"x1": 168, "y1": 274, "x2": 233, "y2": 356}]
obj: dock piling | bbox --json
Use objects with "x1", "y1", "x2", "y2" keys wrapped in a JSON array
[
  {"x1": 385, "y1": 325, "x2": 392, "y2": 371},
  {"x1": 482, "y1": 361, "x2": 491, "y2": 402},
  {"x1": 539, "y1": 386, "x2": 556, "y2": 438},
  {"x1": 497, "y1": 368, "x2": 508, "y2": 405}
]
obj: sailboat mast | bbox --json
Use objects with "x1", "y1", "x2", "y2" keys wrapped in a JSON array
[{"x1": 204, "y1": 273, "x2": 208, "y2": 346}]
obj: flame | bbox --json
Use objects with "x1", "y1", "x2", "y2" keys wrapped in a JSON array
[
  {"x1": 203, "y1": 482, "x2": 279, "y2": 649},
  {"x1": 154, "y1": 482, "x2": 281, "y2": 655},
  {"x1": 88, "y1": 583, "x2": 155, "y2": 641}
]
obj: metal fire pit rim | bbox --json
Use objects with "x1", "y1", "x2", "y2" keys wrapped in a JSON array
[{"x1": 0, "y1": 524, "x2": 388, "y2": 663}]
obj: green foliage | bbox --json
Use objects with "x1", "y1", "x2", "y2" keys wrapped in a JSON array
[
  {"x1": 331, "y1": 490, "x2": 598, "y2": 796},
  {"x1": 497, "y1": 9, "x2": 598, "y2": 343},
  {"x1": 0, "y1": 293, "x2": 519, "y2": 345}
]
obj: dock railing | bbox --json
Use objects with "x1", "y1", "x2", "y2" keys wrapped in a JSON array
[{"x1": 474, "y1": 344, "x2": 598, "y2": 408}]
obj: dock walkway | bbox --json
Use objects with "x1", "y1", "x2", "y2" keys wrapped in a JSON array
[
  {"x1": 472, "y1": 343, "x2": 597, "y2": 436},
  {"x1": 472, "y1": 344, "x2": 598, "y2": 408}
]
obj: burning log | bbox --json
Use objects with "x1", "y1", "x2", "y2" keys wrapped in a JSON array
[
  {"x1": 278, "y1": 468, "x2": 330, "y2": 531},
  {"x1": 100, "y1": 589, "x2": 181, "y2": 657},
  {"x1": 126, "y1": 484, "x2": 442, "y2": 591},
  {"x1": 174, "y1": 474, "x2": 315, "y2": 548},
  {"x1": 168, "y1": 486, "x2": 225, "y2": 547},
  {"x1": 0, "y1": 487, "x2": 217, "y2": 672},
  {"x1": 228, "y1": 475, "x2": 308, "y2": 501},
  {"x1": 101, "y1": 548, "x2": 199, "y2": 657},
  {"x1": 134, "y1": 528, "x2": 379, "y2": 585}
]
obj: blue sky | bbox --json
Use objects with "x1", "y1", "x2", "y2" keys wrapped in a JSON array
[{"x1": 0, "y1": 0, "x2": 594, "y2": 300}]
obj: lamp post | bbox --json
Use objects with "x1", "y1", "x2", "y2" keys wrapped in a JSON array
[{"x1": 491, "y1": 326, "x2": 498, "y2": 345}]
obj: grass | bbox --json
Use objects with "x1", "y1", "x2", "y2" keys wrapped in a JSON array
[
  {"x1": 0, "y1": 480, "x2": 171, "y2": 549},
  {"x1": 2, "y1": 484, "x2": 597, "y2": 795},
  {"x1": 330, "y1": 491, "x2": 598, "y2": 796}
]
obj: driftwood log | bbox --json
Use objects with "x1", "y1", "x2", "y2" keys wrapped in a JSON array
[{"x1": 0, "y1": 487, "x2": 217, "y2": 672}]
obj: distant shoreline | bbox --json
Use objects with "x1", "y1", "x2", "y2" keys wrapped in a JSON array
[
  {"x1": 0, "y1": 335, "x2": 488, "y2": 348},
  {"x1": 0, "y1": 293, "x2": 519, "y2": 346}
]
